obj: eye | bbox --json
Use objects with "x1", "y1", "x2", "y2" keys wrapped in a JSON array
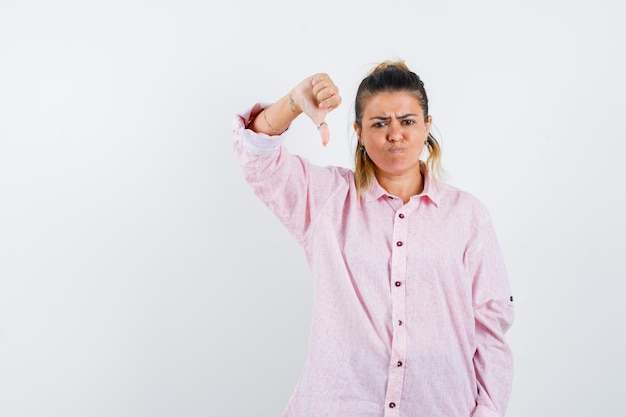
[
  {"x1": 372, "y1": 122, "x2": 387, "y2": 128},
  {"x1": 402, "y1": 119, "x2": 415, "y2": 126}
]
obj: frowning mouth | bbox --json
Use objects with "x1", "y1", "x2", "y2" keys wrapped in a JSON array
[{"x1": 388, "y1": 147, "x2": 406, "y2": 153}]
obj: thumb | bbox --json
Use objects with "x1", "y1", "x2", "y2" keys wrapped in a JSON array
[{"x1": 316, "y1": 120, "x2": 330, "y2": 147}]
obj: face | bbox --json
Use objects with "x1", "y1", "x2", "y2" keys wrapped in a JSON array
[{"x1": 355, "y1": 91, "x2": 432, "y2": 179}]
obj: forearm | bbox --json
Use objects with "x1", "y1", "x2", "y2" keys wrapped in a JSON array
[
  {"x1": 469, "y1": 210, "x2": 514, "y2": 416},
  {"x1": 233, "y1": 103, "x2": 346, "y2": 244},
  {"x1": 249, "y1": 91, "x2": 302, "y2": 135}
]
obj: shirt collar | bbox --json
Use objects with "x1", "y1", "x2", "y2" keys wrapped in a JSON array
[{"x1": 363, "y1": 162, "x2": 441, "y2": 207}]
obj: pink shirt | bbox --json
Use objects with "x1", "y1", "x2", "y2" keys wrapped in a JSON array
[{"x1": 233, "y1": 104, "x2": 514, "y2": 417}]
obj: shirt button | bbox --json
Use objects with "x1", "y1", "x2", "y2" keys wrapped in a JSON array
[
  {"x1": 395, "y1": 281, "x2": 401, "y2": 287},
  {"x1": 396, "y1": 241, "x2": 403, "y2": 247},
  {"x1": 389, "y1": 402, "x2": 396, "y2": 408},
  {"x1": 397, "y1": 360, "x2": 403, "y2": 367},
  {"x1": 398, "y1": 320, "x2": 403, "y2": 326},
  {"x1": 510, "y1": 296, "x2": 514, "y2": 302},
  {"x1": 398, "y1": 213, "x2": 404, "y2": 218}
]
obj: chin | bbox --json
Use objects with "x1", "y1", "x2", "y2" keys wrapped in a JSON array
[{"x1": 386, "y1": 160, "x2": 420, "y2": 173}]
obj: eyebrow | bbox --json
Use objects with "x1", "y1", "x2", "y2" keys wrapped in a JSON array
[{"x1": 369, "y1": 113, "x2": 419, "y2": 121}]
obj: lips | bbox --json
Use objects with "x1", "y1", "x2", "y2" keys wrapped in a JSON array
[{"x1": 388, "y1": 147, "x2": 406, "y2": 153}]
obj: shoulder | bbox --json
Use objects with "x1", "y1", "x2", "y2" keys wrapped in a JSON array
[
  {"x1": 436, "y1": 182, "x2": 492, "y2": 222},
  {"x1": 306, "y1": 163, "x2": 355, "y2": 194},
  {"x1": 312, "y1": 164, "x2": 354, "y2": 180}
]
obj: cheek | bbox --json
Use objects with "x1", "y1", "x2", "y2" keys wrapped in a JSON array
[{"x1": 361, "y1": 131, "x2": 379, "y2": 146}]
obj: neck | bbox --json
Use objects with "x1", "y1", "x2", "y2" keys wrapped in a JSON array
[{"x1": 376, "y1": 169, "x2": 424, "y2": 204}]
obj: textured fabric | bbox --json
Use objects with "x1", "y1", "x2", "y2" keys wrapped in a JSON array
[{"x1": 232, "y1": 104, "x2": 514, "y2": 417}]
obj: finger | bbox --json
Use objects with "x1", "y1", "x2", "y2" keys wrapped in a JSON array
[
  {"x1": 314, "y1": 85, "x2": 341, "y2": 110},
  {"x1": 316, "y1": 86, "x2": 336, "y2": 103},
  {"x1": 311, "y1": 73, "x2": 331, "y2": 88},
  {"x1": 312, "y1": 77, "x2": 332, "y2": 94},
  {"x1": 311, "y1": 75, "x2": 339, "y2": 107},
  {"x1": 318, "y1": 92, "x2": 342, "y2": 110}
]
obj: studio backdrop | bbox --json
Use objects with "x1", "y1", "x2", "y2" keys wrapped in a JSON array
[{"x1": 1, "y1": 1, "x2": 624, "y2": 416}]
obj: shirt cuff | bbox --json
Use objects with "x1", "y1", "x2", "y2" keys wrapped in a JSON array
[
  {"x1": 233, "y1": 103, "x2": 287, "y2": 156},
  {"x1": 471, "y1": 404, "x2": 502, "y2": 417}
]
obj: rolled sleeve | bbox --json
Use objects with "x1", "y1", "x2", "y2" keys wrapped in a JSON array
[{"x1": 232, "y1": 102, "x2": 287, "y2": 156}]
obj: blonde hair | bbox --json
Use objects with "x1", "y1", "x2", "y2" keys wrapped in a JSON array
[{"x1": 353, "y1": 60, "x2": 442, "y2": 199}]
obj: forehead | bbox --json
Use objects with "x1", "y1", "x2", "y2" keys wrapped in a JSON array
[{"x1": 363, "y1": 91, "x2": 424, "y2": 116}]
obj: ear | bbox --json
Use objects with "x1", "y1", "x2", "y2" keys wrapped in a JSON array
[
  {"x1": 353, "y1": 122, "x2": 361, "y2": 141},
  {"x1": 425, "y1": 115, "x2": 432, "y2": 134}
]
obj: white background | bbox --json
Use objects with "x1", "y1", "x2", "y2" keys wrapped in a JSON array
[{"x1": 1, "y1": 0, "x2": 625, "y2": 416}]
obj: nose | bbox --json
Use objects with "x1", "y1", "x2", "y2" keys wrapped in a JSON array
[{"x1": 387, "y1": 120, "x2": 403, "y2": 142}]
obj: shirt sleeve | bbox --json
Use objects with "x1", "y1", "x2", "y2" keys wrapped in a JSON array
[
  {"x1": 466, "y1": 207, "x2": 515, "y2": 417},
  {"x1": 232, "y1": 104, "x2": 350, "y2": 244}
]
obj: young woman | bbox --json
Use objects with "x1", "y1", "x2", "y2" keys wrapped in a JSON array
[{"x1": 232, "y1": 60, "x2": 514, "y2": 417}]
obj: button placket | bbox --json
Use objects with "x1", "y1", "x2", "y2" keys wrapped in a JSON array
[{"x1": 384, "y1": 208, "x2": 409, "y2": 417}]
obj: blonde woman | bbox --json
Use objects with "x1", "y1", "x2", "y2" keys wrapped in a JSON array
[{"x1": 232, "y1": 60, "x2": 514, "y2": 417}]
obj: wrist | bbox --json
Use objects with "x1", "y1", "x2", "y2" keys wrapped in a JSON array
[
  {"x1": 287, "y1": 90, "x2": 303, "y2": 115},
  {"x1": 262, "y1": 106, "x2": 290, "y2": 134}
]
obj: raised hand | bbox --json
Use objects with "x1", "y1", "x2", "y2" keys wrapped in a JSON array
[{"x1": 292, "y1": 73, "x2": 342, "y2": 146}]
